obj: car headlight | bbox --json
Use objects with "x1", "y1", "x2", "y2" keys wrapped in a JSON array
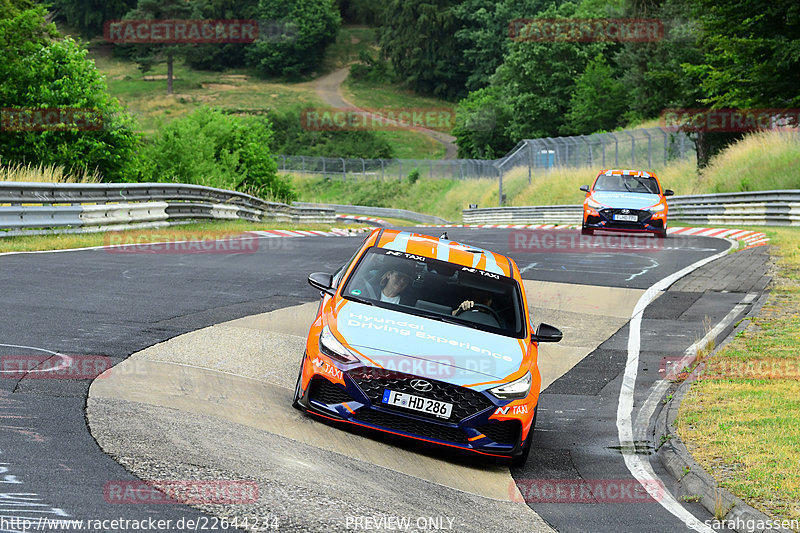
[
  {"x1": 586, "y1": 198, "x2": 603, "y2": 210},
  {"x1": 319, "y1": 326, "x2": 360, "y2": 363},
  {"x1": 489, "y1": 371, "x2": 532, "y2": 400},
  {"x1": 647, "y1": 204, "x2": 665, "y2": 213}
]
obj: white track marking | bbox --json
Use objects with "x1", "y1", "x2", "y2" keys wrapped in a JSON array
[
  {"x1": 616, "y1": 238, "x2": 736, "y2": 532},
  {"x1": 0, "y1": 343, "x2": 73, "y2": 374}
]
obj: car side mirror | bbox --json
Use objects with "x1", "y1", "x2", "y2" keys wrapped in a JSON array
[
  {"x1": 664, "y1": 189, "x2": 674, "y2": 196},
  {"x1": 308, "y1": 272, "x2": 335, "y2": 296},
  {"x1": 532, "y1": 323, "x2": 562, "y2": 343},
  {"x1": 579, "y1": 185, "x2": 590, "y2": 193}
]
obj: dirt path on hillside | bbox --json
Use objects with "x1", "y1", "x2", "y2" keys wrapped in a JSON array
[{"x1": 312, "y1": 66, "x2": 459, "y2": 159}]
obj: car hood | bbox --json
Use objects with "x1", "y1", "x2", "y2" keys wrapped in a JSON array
[
  {"x1": 332, "y1": 300, "x2": 526, "y2": 389},
  {"x1": 591, "y1": 191, "x2": 661, "y2": 210}
]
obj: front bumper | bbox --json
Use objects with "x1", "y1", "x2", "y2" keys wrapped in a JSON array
[
  {"x1": 584, "y1": 207, "x2": 665, "y2": 234},
  {"x1": 295, "y1": 359, "x2": 533, "y2": 458}
]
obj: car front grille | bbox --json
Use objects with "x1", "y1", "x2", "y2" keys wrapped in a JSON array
[
  {"x1": 348, "y1": 367, "x2": 495, "y2": 422},
  {"x1": 475, "y1": 420, "x2": 521, "y2": 446},
  {"x1": 600, "y1": 208, "x2": 650, "y2": 223},
  {"x1": 308, "y1": 378, "x2": 352, "y2": 404},
  {"x1": 352, "y1": 408, "x2": 469, "y2": 444}
]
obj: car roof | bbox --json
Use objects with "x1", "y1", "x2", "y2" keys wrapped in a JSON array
[
  {"x1": 597, "y1": 169, "x2": 657, "y2": 178},
  {"x1": 374, "y1": 229, "x2": 515, "y2": 278}
]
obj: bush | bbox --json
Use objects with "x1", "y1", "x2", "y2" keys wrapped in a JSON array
[
  {"x1": 246, "y1": 0, "x2": 340, "y2": 77},
  {"x1": 268, "y1": 108, "x2": 394, "y2": 159},
  {"x1": 349, "y1": 50, "x2": 393, "y2": 84},
  {"x1": 140, "y1": 108, "x2": 295, "y2": 202}
]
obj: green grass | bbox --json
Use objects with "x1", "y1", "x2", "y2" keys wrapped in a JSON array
[
  {"x1": 290, "y1": 130, "x2": 800, "y2": 220},
  {"x1": 291, "y1": 174, "x2": 469, "y2": 222},
  {"x1": 677, "y1": 227, "x2": 800, "y2": 525},
  {"x1": 342, "y1": 76, "x2": 456, "y2": 139},
  {"x1": 374, "y1": 130, "x2": 446, "y2": 159},
  {"x1": 319, "y1": 26, "x2": 377, "y2": 73},
  {"x1": 0, "y1": 220, "x2": 360, "y2": 253},
  {"x1": 91, "y1": 48, "x2": 325, "y2": 135}
]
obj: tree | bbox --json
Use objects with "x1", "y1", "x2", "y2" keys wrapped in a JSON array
[
  {"x1": 487, "y1": 1, "x2": 615, "y2": 141},
  {"x1": 453, "y1": 0, "x2": 550, "y2": 92},
  {"x1": 452, "y1": 86, "x2": 514, "y2": 158},
  {"x1": 182, "y1": 0, "x2": 259, "y2": 71},
  {"x1": 246, "y1": 0, "x2": 340, "y2": 77},
  {"x1": 50, "y1": 0, "x2": 137, "y2": 38},
  {"x1": 614, "y1": 0, "x2": 705, "y2": 123},
  {"x1": 120, "y1": 0, "x2": 196, "y2": 94},
  {"x1": 684, "y1": 0, "x2": 799, "y2": 166},
  {"x1": 379, "y1": 0, "x2": 469, "y2": 99},
  {"x1": 688, "y1": 0, "x2": 800, "y2": 109},
  {"x1": 0, "y1": 0, "x2": 34, "y2": 18},
  {"x1": 561, "y1": 54, "x2": 628, "y2": 134},
  {"x1": 0, "y1": 6, "x2": 140, "y2": 181}
]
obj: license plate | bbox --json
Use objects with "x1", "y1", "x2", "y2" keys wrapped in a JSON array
[
  {"x1": 382, "y1": 389, "x2": 453, "y2": 419},
  {"x1": 613, "y1": 214, "x2": 638, "y2": 222}
]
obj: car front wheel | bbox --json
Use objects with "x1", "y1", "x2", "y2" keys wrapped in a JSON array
[
  {"x1": 511, "y1": 405, "x2": 538, "y2": 467},
  {"x1": 291, "y1": 356, "x2": 305, "y2": 410}
]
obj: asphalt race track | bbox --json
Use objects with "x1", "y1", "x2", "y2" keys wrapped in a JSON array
[{"x1": 0, "y1": 227, "x2": 768, "y2": 532}]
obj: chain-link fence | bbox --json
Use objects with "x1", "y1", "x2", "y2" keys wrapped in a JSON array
[
  {"x1": 276, "y1": 155, "x2": 500, "y2": 180},
  {"x1": 497, "y1": 128, "x2": 694, "y2": 178},
  {"x1": 277, "y1": 127, "x2": 695, "y2": 182}
]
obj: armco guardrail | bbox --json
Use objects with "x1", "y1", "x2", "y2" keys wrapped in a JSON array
[
  {"x1": 0, "y1": 182, "x2": 335, "y2": 236},
  {"x1": 293, "y1": 202, "x2": 450, "y2": 225},
  {"x1": 462, "y1": 190, "x2": 800, "y2": 226},
  {"x1": 463, "y1": 205, "x2": 581, "y2": 225},
  {"x1": 668, "y1": 190, "x2": 800, "y2": 226}
]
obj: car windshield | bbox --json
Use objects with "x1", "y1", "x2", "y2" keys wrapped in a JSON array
[
  {"x1": 593, "y1": 174, "x2": 660, "y2": 194},
  {"x1": 342, "y1": 247, "x2": 525, "y2": 338}
]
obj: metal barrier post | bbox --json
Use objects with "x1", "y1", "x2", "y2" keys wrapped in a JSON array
[
  {"x1": 527, "y1": 141, "x2": 533, "y2": 183},
  {"x1": 626, "y1": 131, "x2": 635, "y2": 166}
]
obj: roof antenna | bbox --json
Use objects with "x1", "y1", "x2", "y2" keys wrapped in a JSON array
[{"x1": 439, "y1": 232, "x2": 448, "y2": 240}]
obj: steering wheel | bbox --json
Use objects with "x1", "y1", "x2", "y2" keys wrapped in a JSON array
[{"x1": 455, "y1": 303, "x2": 503, "y2": 324}]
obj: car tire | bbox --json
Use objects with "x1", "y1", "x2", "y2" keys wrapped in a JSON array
[
  {"x1": 511, "y1": 405, "x2": 538, "y2": 467},
  {"x1": 581, "y1": 226, "x2": 593, "y2": 236},
  {"x1": 291, "y1": 357, "x2": 305, "y2": 410},
  {"x1": 655, "y1": 229, "x2": 668, "y2": 239}
]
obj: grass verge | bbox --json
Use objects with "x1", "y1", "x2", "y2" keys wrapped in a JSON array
[
  {"x1": 676, "y1": 226, "x2": 800, "y2": 525},
  {"x1": 0, "y1": 220, "x2": 360, "y2": 254},
  {"x1": 291, "y1": 130, "x2": 799, "y2": 220},
  {"x1": 91, "y1": 50, "x2": 324, "y2": 135}
]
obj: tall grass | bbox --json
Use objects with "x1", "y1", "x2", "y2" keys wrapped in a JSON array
[
  {"x1": 699, "y1": 130, "x2": 800, "y2": 193},
  {"x1": 290, "y1": 129, "x2": 799, "y2": 220},
  {"x1": 0, "y1": 162, "x2": 102, "y2": 183}
]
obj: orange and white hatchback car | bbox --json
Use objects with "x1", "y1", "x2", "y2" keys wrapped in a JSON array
[
  {"x1": 580, "y1": 169, "x2": 674, "y2": 238},
  {"x1": 293, "y1": 229, "x2": 562, "y2": 465}
]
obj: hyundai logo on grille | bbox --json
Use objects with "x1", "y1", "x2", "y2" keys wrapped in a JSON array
[
  {"x1": 621, "y1": 209, "x2": 630, "y2": 214},
  {"x1": 410, "y1": 379, "x2": 433, "y2": 392}
]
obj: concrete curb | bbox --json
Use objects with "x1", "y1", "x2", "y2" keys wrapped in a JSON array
[{"x1": 654, "y1": 291, "x2": 794, "y2": 533}]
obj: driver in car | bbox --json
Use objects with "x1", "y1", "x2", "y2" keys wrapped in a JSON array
[{"x1": 451, "y1": 290, "x2": 493, "y2": 316}]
